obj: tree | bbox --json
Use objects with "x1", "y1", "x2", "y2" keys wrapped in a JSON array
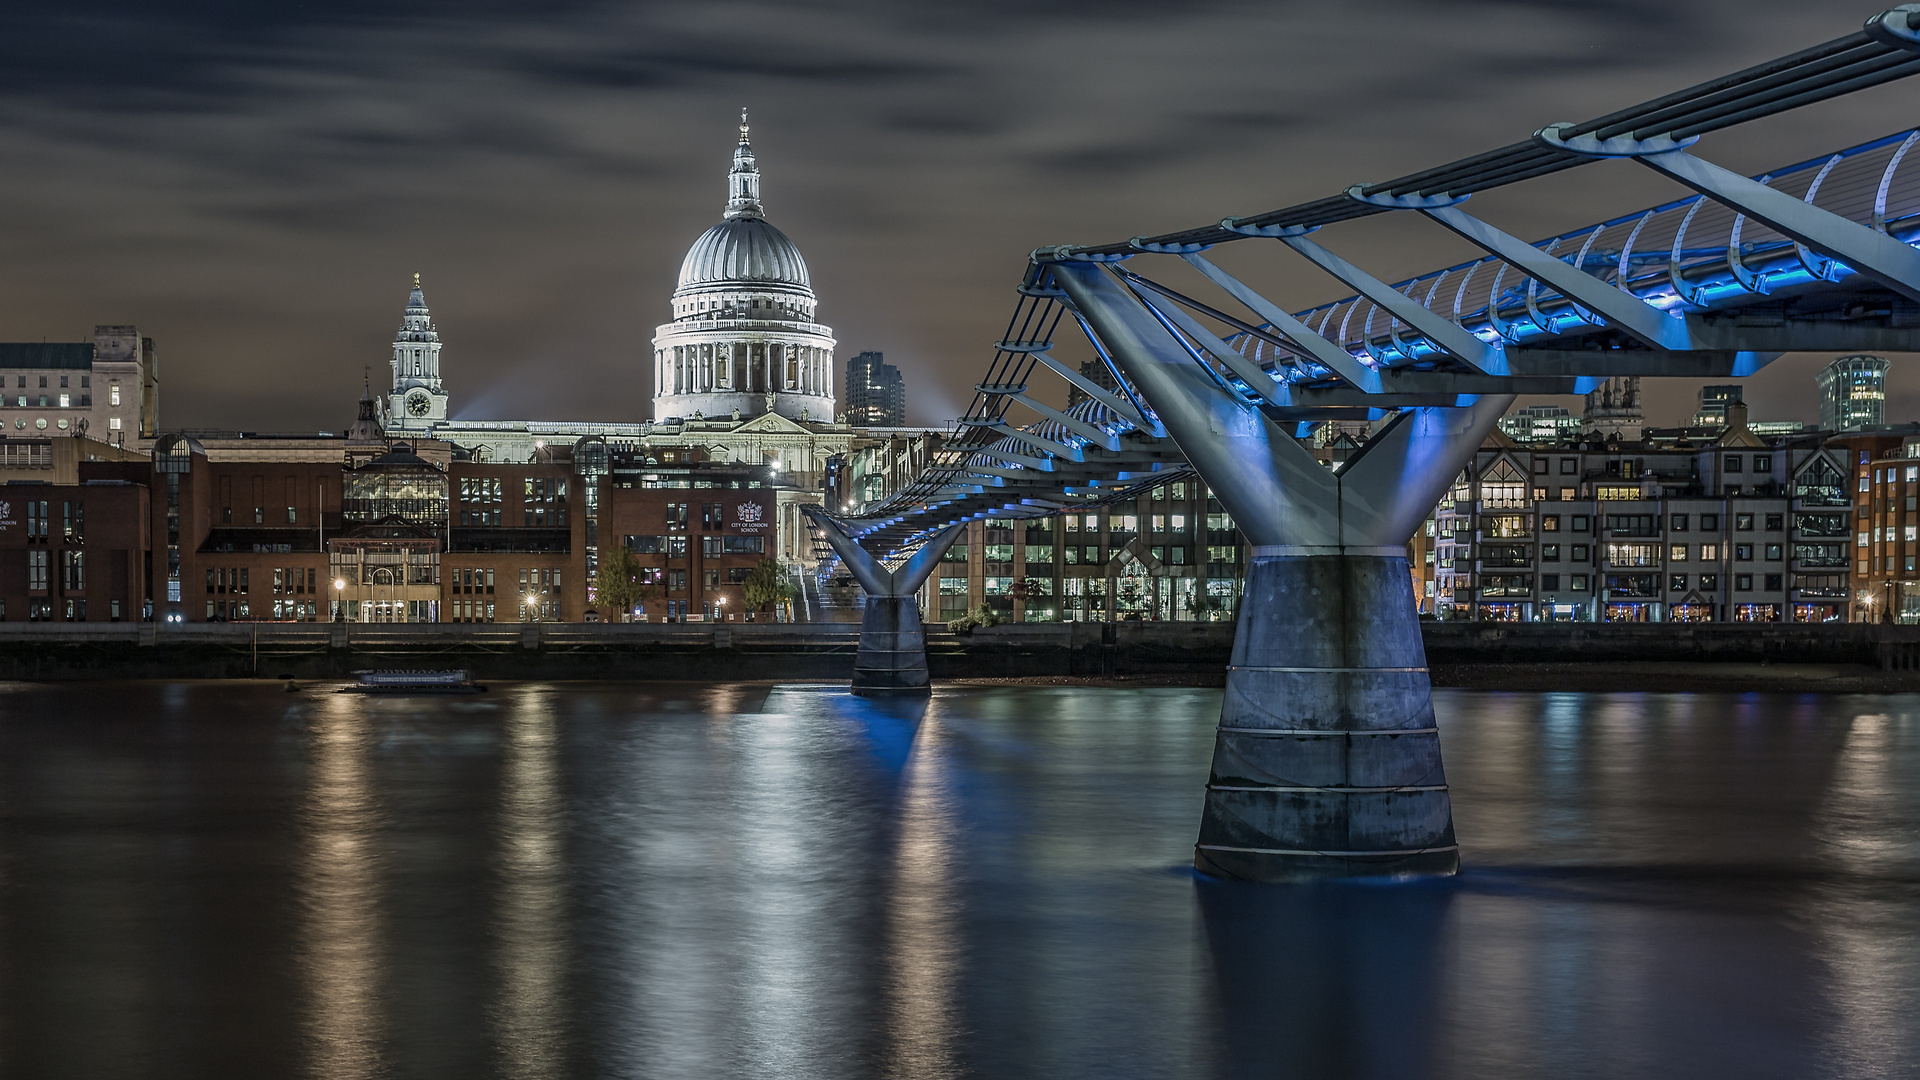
[
  {"x1": 741, "y1": 558, "x2": 795, "y2": 617},
  {"x1": 595, "y1": 546, "x2": 658, "y2": 621}
]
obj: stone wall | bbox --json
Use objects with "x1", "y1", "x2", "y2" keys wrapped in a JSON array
[{"x1": 2, "y1": 619, "x2": 1918, "y2": 682}]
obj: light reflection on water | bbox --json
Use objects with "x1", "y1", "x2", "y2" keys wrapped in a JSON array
[{"x1": 0, "y1": 681, "x2": 1913, "y2": 1078}]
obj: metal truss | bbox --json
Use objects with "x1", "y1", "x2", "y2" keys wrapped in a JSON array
[{"x1": 817, "y1": 5, "x2": 1920, "y2": 564}]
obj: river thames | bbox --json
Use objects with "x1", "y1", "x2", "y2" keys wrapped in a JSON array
[{"x1": 0, "y1": 681, "x2": 1914, "y2": 1078}]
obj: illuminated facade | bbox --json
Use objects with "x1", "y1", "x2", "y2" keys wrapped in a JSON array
[
  {"x1": 651, "y1": 113, "x2": 837, "y2": 427},
  {"x1": 1817, "y1": 354, "x2": 1890, "y2": 431}
]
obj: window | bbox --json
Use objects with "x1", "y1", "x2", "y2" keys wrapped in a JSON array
[
  {"x1": 1024, "y1": 545, "x2": 1053, "y2": 563},
  {"x1": 1595, "y1": 485, "x2": 1639, "y2": 501},
  {"x1": 1796, "y1": 512, "x2": 1847, "y2": 536},
  {"x1": 1483, "y1": 515, "x2": 1530, "y2": 538},
  {"x1": 1765, "y1": 513, "x2": 1783, "y2": 531},
  {"x1": 1541, "y1": 515, "x2": 1559, "y2": 532},
  {"x1": 1736, "y1": 573, "x2": 1753, "y2": 591},
  {"x1": 1669, "y1": 545, "x2": 1688, "y2": 562},
  {"x1": 1671, "y1": 514, "x2": 1688, "y2": 532},
  {"x1": 27, "y1": 550, "x2": 48, "y2": 591},
  {"x1": 1765, "y1": 543, "x2": 1783, "y2": 561},
  {"x1": 1669, "y1": 574, "x2": 1688, "y2": 592},
  {"x1": 1701, "y1": 513, "x2": 1720, "y2": 531},
  {"x1": 1700, "y1": 543, "x2": 1721, "y2": 560},
  {"x1": 1571, "y1": 544, "x2": 1590, "y2": 561},
  {"x1": 1533, "y1": 458, "x2": 1548, "y2": 475},
  {"x1": 1735, "y1": 544, "x2": 1754, "y2": 561},
  {"x1": 668, "y1": 536, "x2": 688, "y2": 558},
  {"x1": 1571, "y1": 516, "x2": 1590, "y2": 531},
  {"x1": 1725, "y1": 455, "x2": 1743, "y2": 473},
  {"x1": 1765, "y1": 573, "x2": 1784, "y2": 591},
  {"x1": 1794, "y1": 542, "x2": 1847, "y2": 567},
  {"x1": 1559, "y1": 458, "x2": 1577, "y2": 475},
  {"x1": 939, "y1": 577, "x2": 967, "y2": 595},
  {"x1": 1605, "y1": 573, "x2": 1659, "y2": 598},
  {"x1": 1560, "y1": 487, "x2": 1577, "y2": 501},
  {"x1": 1605, "y1": 514, "x2": 1658, "y2": 537},
  {"x1": 1701, "y1": 573, "x2": 1719, "y2": 591},
  {"x1": 1479, "y1": 574, "x2": 1532, "y2": 597},
  {"x1": 1606, "y1": 543, "x2": 1660, "y2": 567},
  {"x1": 1540, "y1": 574, "x2": 1560, "y2": 590},
  {"x1": 110, "y1": 383, "x2": 121, "y2": 406},
  {"x1": 1481, "y1": 544, "x2": 1531, "y2": 567},
  {"x1": 62, "y1": 500, "x2": 82, "y2": 541},
  {"x1": 1570, "y1": 574, "x2": 1589, "y2": 591},
  {"x1": 60, "y1": 551, "x2": 83, "y2": 592},
  {"x1": 1735, "y1": 513, "x2": 1754, "y2": 531},
  {"x1": 1754, "y1": 456, "x2": 1773, "y2": 474},
  {"x1": 982, "y1": 543, "x2": 1014, "y2": 562},
  {"x1": 1541, "y1": 544, "x2": 1560, "y2": 561}
]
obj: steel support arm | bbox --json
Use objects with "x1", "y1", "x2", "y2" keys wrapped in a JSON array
[
  {"x1": 959, "y1": 420, "x2": 1083, "y2": 461},
  {"x1": 1418, "y1": 204, "x2": 1696, "y2": 350},
  {"x1": 1127, "y1": 286, "x2": 1290, "y2": 406},
  {"x1": 1334, "y1": 395, "x2": 1514, "y2": 544},
  {"x1": 890, "y1": 523, "x2": 969, "y2": 597},
  {"x1": 1008, "y1": 393, "x2": 1123, "y2": 451},
  {"x1": 1634, "y1": 149, "x2": 1920, "y2": 303},
  {"x1": 805, "y1": 509, "x2": 965, "y2": 598},
  {"x1": 1053, "y1": 261, "x2": 1339, "y2": 547},
  {"x1": 1180, "y1": 254, "x2": 1385, "y2": 392},
  {"x1": 806, "y1": 508, "x2": 896, "y2": 596},
  {"x1": 1274, "y1": 235, "x2": 1510, "y2": 375},
  {"x1": 1028, "y1": 350, "x2": 1157, "y2": 431}
]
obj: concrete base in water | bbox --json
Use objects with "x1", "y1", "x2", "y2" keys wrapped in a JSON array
[
  {"x1": 1195, "y1": 553, "x2": 1459, "y2": 882},
  {"x1": 852, "y1": 597, "x2": 932, "y2": 696}
]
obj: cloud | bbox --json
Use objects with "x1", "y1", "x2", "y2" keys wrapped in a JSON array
[{"x1": 0, "y1": 0, "x2": 1908, "y2": 432}]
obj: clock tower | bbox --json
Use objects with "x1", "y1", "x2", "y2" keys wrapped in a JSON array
[{"x1": 386, "y1": 273, "x2": 449, "y2": 433}]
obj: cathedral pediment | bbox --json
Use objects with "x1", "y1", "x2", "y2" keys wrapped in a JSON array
[{"x1": 730, "y1": 411, "x2": 813, "y2": 436}]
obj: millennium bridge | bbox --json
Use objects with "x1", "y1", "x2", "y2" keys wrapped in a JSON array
[{"x1": 806, "y1": 6, "x2": 1920, "y2": 881}]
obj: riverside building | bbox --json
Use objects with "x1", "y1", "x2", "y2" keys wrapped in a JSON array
[
  {"x1": 0, "y1": 326, "x2": 157, "y2": 447},
  {"x1": 1425, "y1": 406, "x2": 1853, "y2": 623}
]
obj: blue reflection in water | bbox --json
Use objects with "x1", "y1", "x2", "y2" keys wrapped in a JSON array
[{"x1": 0, "y1": 682, "x2": 1913, "y2": 1078}]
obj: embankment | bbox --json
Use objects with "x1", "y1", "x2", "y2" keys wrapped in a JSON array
[{"x1": 2, "y1": 620, "x2": 1919, "y2": 690}]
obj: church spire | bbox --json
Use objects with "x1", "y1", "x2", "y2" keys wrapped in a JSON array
[{"x1": 725, "y1": 109, "x2": 763, "y2": 220}]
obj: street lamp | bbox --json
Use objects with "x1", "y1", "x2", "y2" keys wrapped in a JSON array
[
  {"x1": 333, "y1": 577, "x2": 346, "y2": 623},
  {"x1": 716, "y1": 594, "x2": 728, "y2": 622}
]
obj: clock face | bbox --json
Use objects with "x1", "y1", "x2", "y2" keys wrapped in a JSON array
[{"x1": 406, "y1": 392, "x2": 432, "y2": 417}]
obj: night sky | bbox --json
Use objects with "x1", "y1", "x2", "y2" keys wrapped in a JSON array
[{"x1": 1, "y1": 1, "x2": 1915, "y2": 434}]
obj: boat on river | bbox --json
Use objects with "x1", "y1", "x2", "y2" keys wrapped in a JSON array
[{"x1": 338, "y1": 670, "x2": 487, "y2": 695}]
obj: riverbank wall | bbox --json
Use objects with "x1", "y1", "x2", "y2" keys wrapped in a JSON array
[{"x1": 4, "y1": 620, "x2": 1920, "y2": 683}]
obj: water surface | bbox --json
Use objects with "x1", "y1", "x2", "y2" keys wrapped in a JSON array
[{"x1": 0, "y1": 681, "x2": 1915, "y2": 1078}]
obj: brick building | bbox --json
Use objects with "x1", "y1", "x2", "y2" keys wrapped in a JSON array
[{"x1": 597, "y1": 452, "x2": 778, "y2": 621}]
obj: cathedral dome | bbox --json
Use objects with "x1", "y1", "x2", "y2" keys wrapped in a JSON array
[{"x1": 675, "y1": 217, "x2": 811, "y2": 293}]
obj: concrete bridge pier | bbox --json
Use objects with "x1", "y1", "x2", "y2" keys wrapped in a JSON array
[
  {"x1": 1055, "y1": 260, "x2": 1510, "y2": 881},
  {"x1": 806, "y1": 510, "x2": 967, "y2": 696}
]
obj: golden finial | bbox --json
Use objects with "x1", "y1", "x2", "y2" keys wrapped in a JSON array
[
  {"x1": 413, "y1": 271, "x2": 421, "y2": 289},
  {"x1": 739, "y1": 108, "x2": 750, "y2": 144}
]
